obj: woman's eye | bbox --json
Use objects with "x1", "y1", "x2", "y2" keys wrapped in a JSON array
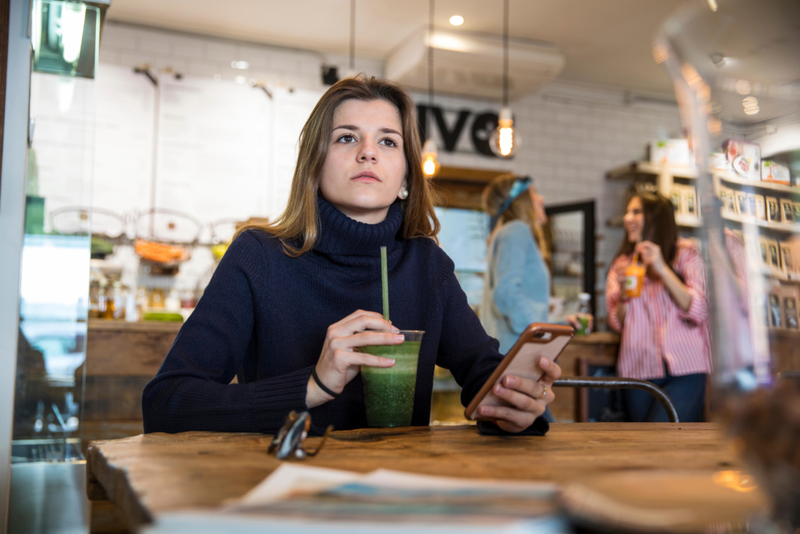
[
  {"x1": 380, "y1": 137, "x2": 399, "y2": 148},
  {"x1": 337, "y1": 134, "x2": 356, "y2": 143}
]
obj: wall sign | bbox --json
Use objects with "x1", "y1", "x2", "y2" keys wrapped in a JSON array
[{"x1": 416, "y1": 104, "x2": 500, "y2": 158}]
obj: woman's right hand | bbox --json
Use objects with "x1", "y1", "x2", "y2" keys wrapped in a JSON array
[{"x1": 306, "y1": 310, "x2": 403, "y2": 408}]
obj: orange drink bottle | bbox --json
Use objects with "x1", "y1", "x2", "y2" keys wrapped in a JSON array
[{"x1": 624, "y1": 252, "x2": 645, "y2": 299}]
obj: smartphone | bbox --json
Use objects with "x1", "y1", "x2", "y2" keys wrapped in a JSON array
[{"x1": 464, "y1": 323, "x2": 574, "y2": 421}]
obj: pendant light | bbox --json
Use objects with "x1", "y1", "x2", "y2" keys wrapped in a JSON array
[
  {"x1": 490, "y1": 0, "x2": 519, "y2": 158},
  {"x1": 421, "y1": 0, "x2": 441, "y2": 178},
  {"x1": 345, "y1": 0, "x2": 357, "y2": 78}
]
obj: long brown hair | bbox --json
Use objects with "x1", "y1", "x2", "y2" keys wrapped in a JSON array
[
  {"x1": 482, "y1": 173, "x2": 549, "y2": 262},
  {"x1": 615, "y1": 191, "x2": 678, "y2": 266},
  {"x1": 235, "y1": 75, "x2": 440, "y2": 256}
]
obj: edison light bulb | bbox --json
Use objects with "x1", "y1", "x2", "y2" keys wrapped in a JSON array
[
  {"x1": 490, "y1": 107, "x2": 519, "y2": 158},
  {"x1": 421, "y1": 138, "x2": 440, "y2": 178}
]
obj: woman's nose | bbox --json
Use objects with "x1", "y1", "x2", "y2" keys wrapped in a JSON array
[{"x1": 357, "y1": 139, "x2": 377, "y2": 162}]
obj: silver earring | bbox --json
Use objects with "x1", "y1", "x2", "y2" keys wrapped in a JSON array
[{"x1": 400, "y1": 189, "x2": 409, "y2": 199}]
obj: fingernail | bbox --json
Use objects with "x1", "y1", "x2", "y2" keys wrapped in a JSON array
[
  {"x1": 388, "y1": 359, "x2": 395, "y2": 365},
  {"x1": 495, "y1": 384, "x2": 504, "y2": 394},
  {"x1": 392, "y1": 327, "x2": 400, "y2": 333},
  {"x1": 479, "y1": 406, "x2": 490, "y2": 415},
  {"x1": 394, "y1": 334, "x2": 405, "y2": 342},
  {"x1": 504, "y1": 376, "x2": 515, "y2": 387},
  {"x1": 540, "y1": 358, "x2": 550, "y2": 368}
]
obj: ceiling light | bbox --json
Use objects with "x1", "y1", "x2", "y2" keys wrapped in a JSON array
[
  {"x1": 707, "y1": 0, "x2": 718, "y2": 11},
  {"x1": 422, "y1": 0, "x2": 440, "y2": 178},
  {"x1": 422, "y1": 139, "x2": 441, "y2": 178},
  {"x1": 743, "y1": 96, "x2": 759, "y2": 115},
  {"x1": 652, "y1": 45, "x2": 668, "y2": 64},
  {"x1": 735, "y1": 79, "x2": 751, "y2": 95},
  {"x1": 491, "y1": 0, "x2": 519, "y2": 158},
  {"x1": 231, "y1": 60, "x2": 249, "y2": 70},
  {"x1": 449, "y1": 15, "x2": 464, "y2": 26}
]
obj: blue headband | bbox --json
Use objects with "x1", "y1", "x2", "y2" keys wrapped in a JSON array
[{"x1": 490, "y1": 176, "x2": 533, "y2": 229}]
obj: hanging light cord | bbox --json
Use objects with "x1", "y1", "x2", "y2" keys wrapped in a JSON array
[
  {"x1": 503, "y1": 0, "x2": 509, "y2": 107},
  {"x1": 349, "y1": 0, "x2": 356, "y2": 72},
  {"x1": 428, "y1": 0, "x2": 435, "y2": 110}
]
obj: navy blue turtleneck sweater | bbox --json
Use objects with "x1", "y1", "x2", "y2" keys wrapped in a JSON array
[{"x1": 142, "y1": 198, "x2": 549, "y2": 436}]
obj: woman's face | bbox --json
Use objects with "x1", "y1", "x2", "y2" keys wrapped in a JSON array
[
  {"x1": 530, "y1": 187, "x2": 547, "y2": 226},
  {"x1": 624, "y1": 196, "x2": 645, "y2": 243},
  {"x1": 317, "y1": 98, "x2": 408, "y2": 224}
]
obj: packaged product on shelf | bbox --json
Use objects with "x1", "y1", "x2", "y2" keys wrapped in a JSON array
[
  {"x1": 683, "y1": 186, "x2": 699, "y2": 217},
  {"x1": 768, "y1": 292, "x2": 782, "y2": 328},
  {"x1": 780, "y1": 242, "x2": 794, "y2": 273},
  {"x1": 759, "y1": 238, "x2": 770, "y2": 266},
  {"x1": 781, "y1": 286, "x2": 799, "y2": 330},
  {"x1": 650, "y1": 139, "x2": 693, "y2": 167},
  {"x1": 746, "y1": 193, "x2": 757, "y2": 218},
  {"x1": 723, "y1": 139, "x2": 761, "y2": 181},
  {"x1": 710, "y1": 152, "x2": 728, "y2": 171},
  {"x1": 779, "y1": 199, "x2": 795, "y2": 223},
  {"x1": 719, "y1": 187, "x2": 735, "y2": 215},
  {"x1": 735, "y1": 190, "x2": 749, "y2": 216},
  {"x1": 761, "y1": 160, "x2": 791, "y2": 186},
  {"x1": 670, "y1": 189, "x2": 682, "y2": 214},
  {"x1": 767, "y1": 239, "x2": 781, "y2": 268},
  {"x1": 755, "y1": 195, "x2": 767, "y2": 220},
  {"x1": 766, "y1": 196, "x2": 780, "y2": 222},
  {"x1": 793, "y1": 202, "x2": 800, "y2": 221}
]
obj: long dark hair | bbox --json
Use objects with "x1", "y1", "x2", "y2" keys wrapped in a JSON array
[
  {"x1": 235, "y1": 75, "x2": 439, "y2": 256},
  {"x1": 615, "y1": 191, "x2": 678, "y2": 266}
]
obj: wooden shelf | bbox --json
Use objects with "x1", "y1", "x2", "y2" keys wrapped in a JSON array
[
  {"x1": 606, "y1": 161, "x2": 697, "y2": 181},
  {"x1": 607, "y1": 161, "x2": 799, "y2": 196},
  {"x1": 718, "y1": 173, "x2": 798, "y2": 195},
  {"x1": 722, "y1": 212, "x2": 800, "y2": 233}
]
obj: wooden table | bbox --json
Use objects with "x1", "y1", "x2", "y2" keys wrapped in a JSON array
[{"x1": 86, "y1": 422, "x2": 758, "y2": 532}]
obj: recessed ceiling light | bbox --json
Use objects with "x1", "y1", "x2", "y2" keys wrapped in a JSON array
[
  {"x1": 231, "y1": 60, "x2": 249, "y2": 70},
  {"x1": 449, "y1": 15, "x2": 464, "y2": 26},
  {"x1": 735, "y1": 80, "x2": 751, "y2": 95}
]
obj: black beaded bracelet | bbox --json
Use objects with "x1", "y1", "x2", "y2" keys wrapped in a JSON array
[{"x1": 311, "y1": 368, "x2": 340, "y2": 399}]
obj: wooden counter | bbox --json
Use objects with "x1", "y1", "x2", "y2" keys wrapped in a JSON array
[
  {"x1": 83, "y1": 320, "x2": 181, "y2": 445},
  {"x1": 86, "y1": 423, "x2": 760, "y2": 531}
]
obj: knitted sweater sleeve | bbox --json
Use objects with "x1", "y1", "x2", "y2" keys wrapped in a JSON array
[
  {"x1": 142, "y1": 232, "x2": 309, "y2": 434},
  {"x1": 434, "y1": 252, "x2": 549, "y2": 437}
]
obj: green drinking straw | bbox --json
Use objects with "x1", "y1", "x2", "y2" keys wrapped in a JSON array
[{"x1": 380, "y1": 246, "x2": 390, "y2": 322}]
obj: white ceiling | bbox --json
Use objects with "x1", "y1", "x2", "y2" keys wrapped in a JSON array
[{"x1": 105, "y1": 0, "x2": 689, "y2": 96}]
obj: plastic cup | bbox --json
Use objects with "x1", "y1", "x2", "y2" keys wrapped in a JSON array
[
  {"x1": 360, "y1": 330, "x2": 424, "y2": 428},
  {"x1": 577, "y1": 315, "x2": 591, "y2": 336},
  {"x1": 624, "y1": 261, "x2": 646, "y2": 299}
]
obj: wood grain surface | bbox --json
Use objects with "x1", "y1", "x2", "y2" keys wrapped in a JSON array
[{"x1": 86, "y1": 423, "x2": 740, "y2": 529}]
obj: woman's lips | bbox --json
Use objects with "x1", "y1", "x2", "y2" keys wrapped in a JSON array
[{"x1": 352, "y1": 171, "x2": 380, "y2": 183}]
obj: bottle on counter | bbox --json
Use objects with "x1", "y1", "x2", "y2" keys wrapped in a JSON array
[
  {"x1": 100, "y1": 280, "x2": 114, "y2": 320},
  {"x1": 576, "y1": 292, "x2": 592, "y2": 336},
  {"x1": 148, "y1": 287, "x2": 165, "y2": 309}
]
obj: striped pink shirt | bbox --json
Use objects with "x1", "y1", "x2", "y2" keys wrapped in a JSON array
[{"x1": 606, "y1": 239, "x2": 712, "y2": 380}]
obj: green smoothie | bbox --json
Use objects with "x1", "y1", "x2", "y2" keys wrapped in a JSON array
[{"x1": 360, "y1": 332, "x2": 423, "y2": 427}]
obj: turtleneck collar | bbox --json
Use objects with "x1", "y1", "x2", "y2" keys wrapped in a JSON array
[{"x1": 314, "y1": 196, "x2": 403, "y2": 256}]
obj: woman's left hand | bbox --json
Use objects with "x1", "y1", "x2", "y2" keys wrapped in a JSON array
[
  {"x1": 477, "y1": 358, "x2": 562, "y2": 433},
  {"x1": 635, "y1": 241, "x2": 666, "y2": 276}
]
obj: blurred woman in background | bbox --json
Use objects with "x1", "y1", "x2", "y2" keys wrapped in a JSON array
[
  {"x1": 481, "y1": 174, "x2": 587, "y2": 355},
  {"x1": 606, "y1": 191, "x2": 711, "y2": 422}
]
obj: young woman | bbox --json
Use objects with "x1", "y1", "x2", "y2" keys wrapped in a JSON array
[
  {"x1": 605, "y1": 192, "x2": 711, "y2": 422},
  {"x1": 481, "y1": 174, "x2": 587, "y2": 354},
  {"x1": 142, "y1": 76, "x2": 561, "y2": 436}
]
